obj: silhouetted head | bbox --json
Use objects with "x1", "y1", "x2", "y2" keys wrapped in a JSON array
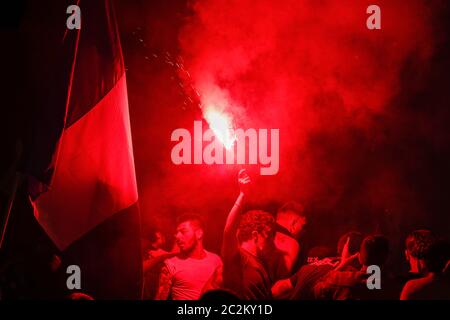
[
  {"x1": 423, "y1": 239, "x2": 450, "y2": 273},
  {"x1": 276, "y1": 201, "x2": 306, "y2": 237},
  {"x1": 200, "y1": 289, "x2": 240, "y2": 301},
  {"x1": 405, "y1": 229, "x2": 434, "y2": 273},
  {"x1": 67, "y1": 292, "x2": 95, "y2": 300},
  {"x1": 149, "y1": 230, "x2": 166, "y2": 250},
  {"x1": 359, "y1": 235, "x2": 389, "y2": 267},
  {"x1": 337, "y1": 231, "x2": 364, "y2": 256}
]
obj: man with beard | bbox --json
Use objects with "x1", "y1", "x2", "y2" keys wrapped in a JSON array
[
  {"x1": 219, "y1": 169, "x2": 276, "y2": 299},
  {"x1": 155, "y1": 215, "x2": 222, "y2": 300}
]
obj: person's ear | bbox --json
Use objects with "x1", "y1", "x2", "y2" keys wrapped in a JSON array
[
  {"x1": 405, "y1": 250, "x2": 410, "y2": 262},
  {"x1": 251, "y1": 231, "x2": 259, "y2": 243},
  {"x1": 290, "y1": 219, "x2": 297, "y2": 233},
  {"x1": 418, "y1": 259, "x2": 427, "y2": 273},
  {"x1": 196, "y1": 229, "x2": 204, "y2": 240},
  {"x1": 341, "y1": 237, "x2": 351, "y2": 259}
]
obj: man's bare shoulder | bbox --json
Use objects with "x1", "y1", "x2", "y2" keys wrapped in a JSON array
[
  {"x1": 275, "y1": 232, "x2": 299, "y2": 253},
  {"x1": 406, "y1": 276, "x2": 433, "y2": 288},
  {"x1": 402, "y1": 276, "x2": 433, "y2": 298}
]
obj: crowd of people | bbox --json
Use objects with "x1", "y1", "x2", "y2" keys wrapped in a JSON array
[
  {"x1": 143, "y1": 170, "x2": 450, "y2": 300},
  {"x1": 3, "y1": 170, "x2": 448, "y2": 300}
]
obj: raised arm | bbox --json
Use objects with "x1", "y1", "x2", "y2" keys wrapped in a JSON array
[
  {"x1": 221, "y1": 169, "x2": 250, "y2": 260},
  {"x1": 334, "y1": 236, "x2": 359, "y2": 271},
  {"x1": 143, "y1": 251, "x2": 177, "y2": 275}
]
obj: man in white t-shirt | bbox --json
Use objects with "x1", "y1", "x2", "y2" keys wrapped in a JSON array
[{"x1": 155, "y1": 214, "x2": 222, "y2": 300}]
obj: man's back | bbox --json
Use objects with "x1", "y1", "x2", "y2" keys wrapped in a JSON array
[
  {"x1": 290, "y1": 258, "x2": 338, "y2": 300},
  {"x1": 223, "y1": 248, "x2": 272, "y2": 300},
  {"x1": 314, "y1": 269, "x2": 398, "y2": 300},
  {"x1": 401, "y1": 273, "x2": 450, "y2": 300}
]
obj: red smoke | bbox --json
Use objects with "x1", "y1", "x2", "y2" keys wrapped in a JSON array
[
  {"x1": 177, "y1": 0, "x2": 435, "y2": 210},
  {"x1": 119, "y1": 0, "x2": 448, "y2": 251}
]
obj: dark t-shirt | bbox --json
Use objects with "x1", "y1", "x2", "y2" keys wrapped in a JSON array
[
  {"x1": 223, "y1": 248, "x2": 272, "y2": 300},
  {"x1": 401, "y1": 273, "x2": 450, "y2": 300},
  {"x1": 289, "y1": 258, "x2": 338, "y2": 300},
  {"x1": 314, "y1": 269, "x2": 398, "y2": 300}
]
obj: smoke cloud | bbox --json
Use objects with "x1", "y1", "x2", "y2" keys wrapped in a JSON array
[{"x1": 118, "y1": 0, "x2": 450, "y2": 252}]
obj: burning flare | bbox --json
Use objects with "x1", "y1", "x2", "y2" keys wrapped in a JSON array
[{"x1": 203, "y1": 108, "x2": 236, "y2": 150}]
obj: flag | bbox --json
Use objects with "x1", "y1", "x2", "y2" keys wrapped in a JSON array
[{"x1": 22, "y1": 0, "x2": 142, "y2": 299}]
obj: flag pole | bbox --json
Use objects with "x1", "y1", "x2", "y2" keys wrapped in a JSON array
[
  {"x1": 0, "y1": 140, "x2": 23, "y2": 250},
  {"x1": 0, "y1": 172, "x2": 22, "y2": 250}
]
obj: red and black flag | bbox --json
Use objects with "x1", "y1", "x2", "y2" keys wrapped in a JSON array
[{"x1": 19, "y1": 0, "x2": 142, "y2": 299}]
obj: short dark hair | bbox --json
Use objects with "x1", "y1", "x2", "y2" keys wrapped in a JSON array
[
  {"x1": 176, "y1": 214, "x2": 204, "y2": 230},
  {"x1": 405, "y1": 230, "x2": 434, "y2": 259},
  {"x1": 423, "y1": 239, "x2": 450, "y2": 273},
  {"x1": 148, "y1": 229, "x2": 162, "y2": 243},
  {"x1": 337, "y1": 231, "x2": 364, "y2": 256},
  {"x1": 277, "y1": 201, "x2": 305, "y2": 217},
  {"x1": 200, "y1": 289, "x2": 240, "y2": 301},
  {"x1": 237, "y1": 210, "x2": 275, "y2": 243},
  {"x1": 360, "y1": 235, "x2": 389, "y2": 266}
]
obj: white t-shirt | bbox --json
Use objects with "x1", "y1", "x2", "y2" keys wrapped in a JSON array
[{"x1": 165, "y1": 250, "x2": 222, "y2": 300}]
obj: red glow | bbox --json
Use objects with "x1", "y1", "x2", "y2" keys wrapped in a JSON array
[
  {"x1": 203, "y1": 107, "x2": 236, "y2": 150},
  {"x1": 177, "y1": 0, "x2": 435, "y2": 205},
  {"x1": 129, "y1": 0, "x2": 443, "y2": 247}
]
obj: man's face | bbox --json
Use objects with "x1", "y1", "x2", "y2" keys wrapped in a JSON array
[
  {"x1": 175, "y1": 221, "x2": 199, "y2": 253},
  {"x1": 154, "y1": 232, "x2": 165, "y2": 249},
  {"x1": 255, "y1": 229, "x2": 275, "y2": 259},
  {"x1": 291, "y1": 214, "x2": 307, "y2": 236}
]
